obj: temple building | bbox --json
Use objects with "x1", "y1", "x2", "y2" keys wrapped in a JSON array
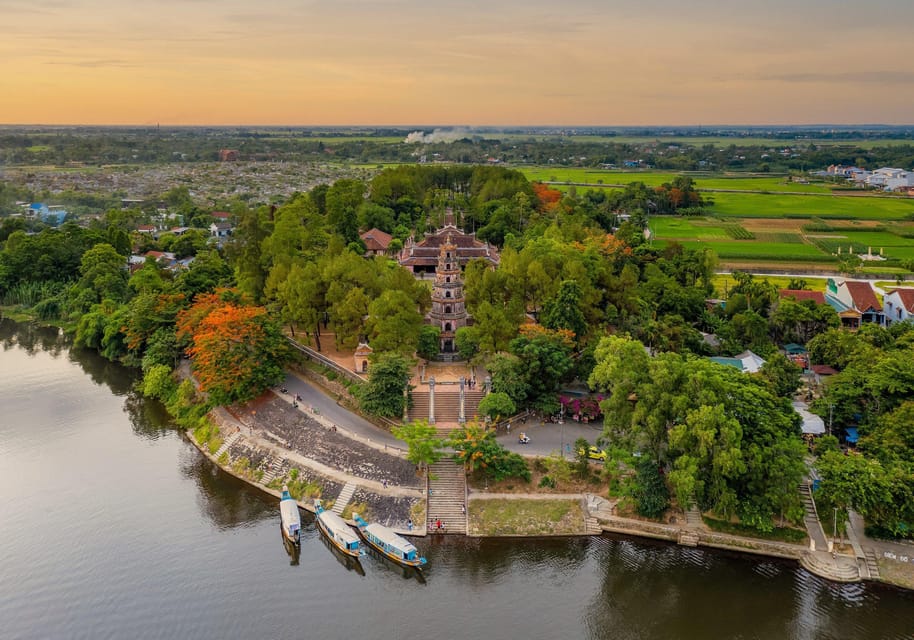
[
  {"x1": 427, "y1": 236, "x2": 468, "y2": 357},
  {"x1": 397, "y1": 216, "x2": 499, "y2": 275}
]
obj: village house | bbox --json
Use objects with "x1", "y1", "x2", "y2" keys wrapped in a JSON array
[
  {"x1": 709, "y1": 350, "x2": 766, "y2": 373},
  {"x1": 824, "y1": 278, "x2": 884, "y2": 328},
  {"x1": 779, "y1": 289, "x2": 826, "y2": 305},
  {"x1": 883, "y1": 288, "x2": 914, "y2": 325},
  {"x1": 209, "y1": 221, "x2": 233, "y2": 239},
  {"x1": 359, "y1": 228, "x2": 393, "y2": 256}
]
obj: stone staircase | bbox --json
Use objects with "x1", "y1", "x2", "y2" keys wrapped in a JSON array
[
  {"x1": 332, "y1": 481, "x2": 357, "y2": 515},
  {"x1": 678, "y1": 530, "x2": 700, "y2": 547},
  {"x1": 408, "y1": 392, "x2": 430, "y2": 422},
  {"x1": 213, "y1": 431, "x2": 241, "y2": 459},
  {"x1": 585, "y1": 516, "x2": 602, "y2": 535},
  {"x1": 864, "y1": 549, "x2": 881, "y2": 579},
  {"x1": 800, "y1": 551, "x2": 862, "y2": 582},
  {"x1": 261, "y1": 455, "x2": 285, "y2": 485},
  {"x1": 799, "y1": 482, "x2": 828, "y2": 551},
  {"x1": 407, "y1": 390, "x2": 488, "y2": 424},
  {"x1": 427, "y1": 459, "x2": 467, "y2": 534},
  {"x1": 685, "y1": 504, "x2": 703, "y2": 528}
]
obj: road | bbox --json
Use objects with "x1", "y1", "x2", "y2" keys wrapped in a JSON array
[
  {"x1": 281, "y1": 371, "x2": 404, "y2": 449},
  {"x1": 281, "y1": 371, "x2": 605, "y2": 458}
]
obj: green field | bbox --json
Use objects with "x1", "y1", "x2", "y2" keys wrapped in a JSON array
[
  {"x1": 709, "y1": 192, "x2": 914, "y2": 220},
  {"x1": 664, "y1": 239, "x2": 832, "y2": 262},
  {"x1": 520, "y1": 168, "x2": 834, "y2": 192}
]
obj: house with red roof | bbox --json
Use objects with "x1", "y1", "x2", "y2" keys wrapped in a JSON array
[
  {"x1": 359, "y1": 228, "x2": 393, "y2": 256},
  {"x1": 779, "y1": 289, "x2": 826, "y2": 305},
  {"x1": 824, "y1": 278, "x2": 884, "y2": 328},
  {"x1": 884, "y1": 288, "x2": 914, "y2": 325}
]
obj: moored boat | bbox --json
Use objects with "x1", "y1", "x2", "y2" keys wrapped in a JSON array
[
  {"x1": 353, "y1": 514, "x2": 427, "y2": 569},
  {"x1": 279, "y1": 486, "x2": 301, "y2": 544},
  {"x1": 314, "y1": 499, "x2": 364, "y2": 558}
]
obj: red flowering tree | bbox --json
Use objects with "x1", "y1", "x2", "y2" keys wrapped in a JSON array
[{"x1": 177, "y1": 292, "x2": 289, "y2": 404}]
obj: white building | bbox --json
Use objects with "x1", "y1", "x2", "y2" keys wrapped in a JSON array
[{"x1": 884, "y1": 288, "x2": 914, "y2": 325}]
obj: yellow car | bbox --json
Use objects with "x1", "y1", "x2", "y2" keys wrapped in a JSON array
[{"x1": 579, "y1": 446, "x2": 607, "y2": 462}]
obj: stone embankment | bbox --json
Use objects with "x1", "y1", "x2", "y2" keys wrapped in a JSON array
[{"x1": 192, "y1": 394, "x2": 425, "y2": 535}]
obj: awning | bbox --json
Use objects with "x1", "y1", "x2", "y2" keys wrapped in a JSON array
[
  {"x1": 845, "y1": 427, "x2": 859, "y2": 444},
  {"x1": 793, "y1": 401, "x2": 826, "y2": 435}
]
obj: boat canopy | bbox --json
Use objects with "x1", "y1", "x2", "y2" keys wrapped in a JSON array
[
  {"x1": 280, "y1": 500, "x2": 301, "y2": 531},
  {"x1": 364, "y1": 523, "x2": 417, "y2": 555},
  {"x1": 319, "y1": 511, "x2": 360, "y2": 546}
]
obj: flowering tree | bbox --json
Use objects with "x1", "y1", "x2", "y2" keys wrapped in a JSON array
[{"x1": 177, "y1": 292, "x2": 289, "y2": 404}]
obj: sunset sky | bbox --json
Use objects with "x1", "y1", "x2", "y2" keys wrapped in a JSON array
[{"x1": 2, "y1": 0, "x2": 913, "y2": 126}]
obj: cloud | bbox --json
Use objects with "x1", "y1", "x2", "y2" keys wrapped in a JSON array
[
  {"x1": 46, "y1": 59, "x2": 137, "y2": 68},
  {"x1": 760, "y1": 71, "x2": 914, "y2": 85}
]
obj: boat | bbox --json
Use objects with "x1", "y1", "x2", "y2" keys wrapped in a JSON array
[
  {"x1": 314, "y1": 499, "x2": 364, "y2": 558},
  {"x1": 353, "y1": 514, "x2": 427, "y2": 569},
  {"x1": 279, "y1": 486, "x2": 301, "y2": 544}
]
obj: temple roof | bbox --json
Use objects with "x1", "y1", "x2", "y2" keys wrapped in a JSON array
[{"x1": 398, "y1": 224, "x2": 499, "y2": 267}]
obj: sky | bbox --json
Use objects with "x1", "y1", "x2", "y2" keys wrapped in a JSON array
[{"x1": 2, "y1": 0, "x2": 914, "y2": 126}]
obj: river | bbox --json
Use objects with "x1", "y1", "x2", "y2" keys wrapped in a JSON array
[{"x1": 1, "y1": 318, "x2": 912, "y2": 640}]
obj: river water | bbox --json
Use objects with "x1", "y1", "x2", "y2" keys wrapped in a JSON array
[{"x1": 1, "y1": 318, "x2": 912, "y2": 640}]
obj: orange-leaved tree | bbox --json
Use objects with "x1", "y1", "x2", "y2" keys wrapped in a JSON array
[{"x1": 177, "y1": 291, "x2": 289, "y2": 404}]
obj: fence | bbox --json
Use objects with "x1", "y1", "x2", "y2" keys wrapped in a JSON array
[{"x1": 286, "y1": 337, "x2": 366, "y2": 384}]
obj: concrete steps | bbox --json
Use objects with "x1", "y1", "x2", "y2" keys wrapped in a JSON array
[
  {"x1": 585, "y1": 517, "x2": 602, "y2": 535},
  {"x1": 427, "y1": 459, "x2": 467, "y2": 534},
  {"x1": 213, "y1": 431, "x2": 241, "y2": 459},
  {"x1": 800, "y1": 551, "x2": 861, "y2": 582},
  {"x1": 864, "y1": 549, "x2": 881, "y2": 579},
  {"x1": 408, "y1": 390, "x2": 487, "y2": 423},
  {"x1": 260, "y1": 456, "x2": 285, "y2": 485},
  {"x1": 332, "y1": 481, "x2": 357, "y2": 515},
  {"x1": 685, "y1": 505, "x2": 703, "y2": 528},
  {"x1": 799, "y1": 482, "x2": 828, "y2": 551},
  {"x1": 678, "y1": 530, "x2": 700, "y2": 547}
]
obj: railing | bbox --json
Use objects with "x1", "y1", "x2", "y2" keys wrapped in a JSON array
[{"x1": 285, "y1": 337, "x2": 366, "y2": 384}]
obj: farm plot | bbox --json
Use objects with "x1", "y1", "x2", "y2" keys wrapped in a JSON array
[
  {"x1": 709, "y1": 192, "x2": 914, "y2": 220},
  {"x1": 662, "y1": 239, "x2": 833, "y2": 262},
  {"x1": 811, "y1": 231, "x2": 914, "y2": 261},
  {"x1": 649, "y1": 216, "x2": 729, "y2": 240}
]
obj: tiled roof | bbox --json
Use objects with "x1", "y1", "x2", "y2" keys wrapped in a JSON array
[
  {"x1": 845, "y1": 281, "x2": 882, "y2": 312},
  {"x1": 779, "y1": 289, "x2": 826, "y2": 305},
  {"x1": 887, "y1": 288, "x2": 914, "y2": 312},
  {"x1": 360, "y1": 228, "x2": 393, "y2": 252}
]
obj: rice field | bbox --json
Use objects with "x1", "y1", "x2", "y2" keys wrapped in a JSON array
[{"x1": 708, "y1": 192, "x2": 914, "y2": 220}]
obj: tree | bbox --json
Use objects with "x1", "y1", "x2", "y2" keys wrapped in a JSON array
[
  {"x1": 367, "y1": 289, "x2": 424, "y2": 354},
  {"x1": 392, "y1": 420, "x2": 444, "y2": 471},
  {"x1": 416, "y1": 325, "x2": 441, "y2": 361},
  {"x1": 476, "y1": 392, "x2": 516, "y2": 422},
  {"x1": 758, "y1": 353, "x2": 802, "y2": 397},
  {"x1": 815, "y1": 450, "x2": 892, "y2": 535},
  {"x1": 361, "y1": 352, "x2": 412, "y2": 418},
  {"x1": 176, "y1": 297, "x2": 289, "y2": 405},
  {"x1": 278, "y1": 262, "x2": 326, "y2": 350},
  {"x1": 447, "y1": 422, "x2": 530, "y2": 482},
  {"x1": 70, "y1": 243, "x2": 129, "y2": 312},
  {"x1": 541, "y1": 279, "x2": 587, "y2": 341},
  {"x1": 228, "y1": 208, "x2": 270, "y2": 301},
  {"x1": 174, "y1": 250, "x2": 233, "y2": 297},
  {"x1": 325, "y1": 179, "x2": 365, "y2": 243},
  {"x1": 630, "y1": 457, "x2": 670, "y2": 519}
]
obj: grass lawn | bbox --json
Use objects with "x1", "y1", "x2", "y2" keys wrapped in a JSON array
[
  {"x1": 649, "y1": 217, "x2": 729, "y2": 240},
  {"x1": 709, "y1": 192, "x2": 914, "y2": 220},
  {"x1": 468, "y1": 498, "x2": 585, "y2": 536},
  {"x1": 703, "y1": 515, "x2": 808, "y2": 544},
  {"x1": 657, "y1": 239, "x2": 832, "y2": 262},
  {"x1": 711, "y1": 274, "x2": 828, "y2": 296}
]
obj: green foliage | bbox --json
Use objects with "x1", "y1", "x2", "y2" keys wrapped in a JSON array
[
  {"x1": 758, "y1": 352, "x2": 802, "y2": 397},
  {"x1": 361, "y1": 352, "x2": 412, "y2": 418},
  {"x1": 541, "y1": 279, "x2": 587, "y2": 341},
  {"x1": 141, "y1": 364, "x2": 177, "y2": 401},
  {"x1": 448, "y1": 422, "x2": 531, "y2": 482},
  {"x1": 392, "y1": 419, "x2": 445, "y2": 468},
  {"x1": 573, "y1": 437, "x2": 591, "y2": 478},
  {"x1": 367, "y1": 289, "x2": 424, "y2": 354},
  {"x1": 476, "y1": 392, "x2": 516, "y2": 422},
  {"x1": 630, "y1": 457, "x2": 670, "y2": 519},
  {"x1": 416, "y1": 325, "x2": 441, "y2": 360},
  {"x1": 590, "y1": 335, "x2": 805, "y2": 531}
]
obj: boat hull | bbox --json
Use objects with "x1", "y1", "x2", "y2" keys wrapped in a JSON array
[{"x1": 316, "y1": 515, "x2": 362, "y2": 558}]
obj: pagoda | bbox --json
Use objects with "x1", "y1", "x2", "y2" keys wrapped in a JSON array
[
  {"x1": 428, "y1": 235, "x2": 468, "y2": 357},
  {"x1": 398, "y1": 210, "x2": 499, "y2": 275}
]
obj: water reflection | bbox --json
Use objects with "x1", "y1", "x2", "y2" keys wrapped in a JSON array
[
  {"x1": 0, "y1": 318, "x2": 68, "y2": 356},
  {"x1": 179, "y1": 445, "x2": 274, "y2": 530},
  {"x1": 318, "y1": 534, "x2": 366, "y2": 576},
  {"x1": 281, "y1": 530, "x2": 301, "y2": 566}
]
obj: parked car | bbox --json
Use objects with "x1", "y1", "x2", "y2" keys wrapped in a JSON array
[{"x1": 578, "y1": 445, "x2": 607, "y2": 461}]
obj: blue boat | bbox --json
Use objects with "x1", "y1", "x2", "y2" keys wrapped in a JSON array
[
  {"x1": 314, "y1": 499, "x2": 364, "y2": 558},
  {"x1": 279, "y1": 486, "x2": 301, "y2": 544},
  {"x1": 353, "y1": 514, "x2": 427, "y2": 569}
]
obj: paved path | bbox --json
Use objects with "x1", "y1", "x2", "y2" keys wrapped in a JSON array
[
  {"x1": 282, "y1": 372, "x2": 403, "y2": 449},
  {"x1": 495, "y1": 419, "x2": 603, "y2": 457}
]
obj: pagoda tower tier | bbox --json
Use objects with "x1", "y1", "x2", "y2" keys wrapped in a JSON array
[{"x1": 427, "y1": 235, "x2": 468, "y2": 356}]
